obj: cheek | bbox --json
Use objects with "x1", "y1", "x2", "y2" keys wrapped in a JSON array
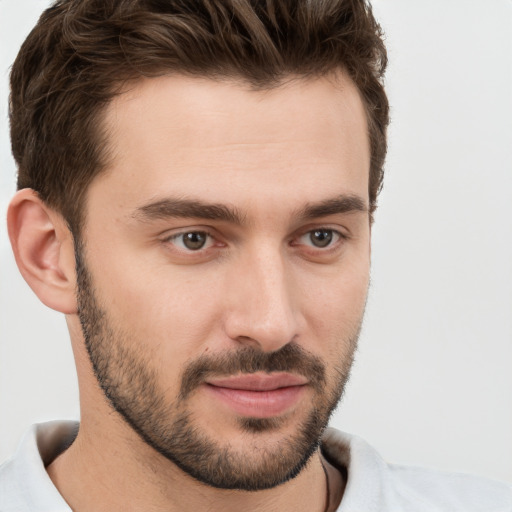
[
  {"x1": 298, "y1": 257, "x2": 369, "y2": 355},
  {"x1": 88, "y1": 248, "x2": 225, "y2": 370},
  {"x1": 302, "y1": 257, "x2": 369, "y2": 321}
]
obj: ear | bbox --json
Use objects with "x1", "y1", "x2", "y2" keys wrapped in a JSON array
[{"x1": 7, "y1": 189, "x2": 78, "y2": 314}]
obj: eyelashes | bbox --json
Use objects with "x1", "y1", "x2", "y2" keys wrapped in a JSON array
[
  {"x1": 163, "y1": 227, "x2": 347, "y2": 259},
  {"x1": 166, "y1": 231, "x2": 213, "y2": 251},
  {"x1": 296, "y1": 228, "x2": 343, "y2": 249}
]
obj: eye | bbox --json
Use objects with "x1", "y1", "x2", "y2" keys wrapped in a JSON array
[
  {"x1": 167, "y1": 231, "x2": 212, "y2": 251},
  {"x1": 298, "y1": 228, "x2": 342, "y2": 249}
]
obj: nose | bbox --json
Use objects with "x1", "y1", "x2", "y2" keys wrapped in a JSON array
[{"x1": 223, "y1": 244, "x2": 301, "y2": 352}]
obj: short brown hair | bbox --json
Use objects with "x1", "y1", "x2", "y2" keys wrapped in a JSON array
[{"x1": 10, "y1": 0, "x2": 389, "y2": 233}]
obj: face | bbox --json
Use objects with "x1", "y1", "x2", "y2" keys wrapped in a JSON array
[{"x1": 76, "y1": 73, "x2": 371, "y2": 490}]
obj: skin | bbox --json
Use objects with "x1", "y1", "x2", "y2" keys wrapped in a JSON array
[{"x1": 8, "y1": 71, "x2": 370, "y2": 511}]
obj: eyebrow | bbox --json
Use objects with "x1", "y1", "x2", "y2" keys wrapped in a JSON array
[
  {"x1": 297, "y1": 194, "x2": 368, "y2": 219},
  {"x1": 134, "y1": 198, "x2": 245, "y2": 224},
  {"x1": 133, "y1": 194, "x2": 367, "y2": 225}
]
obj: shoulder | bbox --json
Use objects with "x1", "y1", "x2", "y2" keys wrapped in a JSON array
[
  {"x1": 387, "y1": 462, "x2": 512, "y2": 512},
  {"x1": 321, "y1": 428, "x2": 512, "y2": 512},
  {"x1": 0, "y1": 421, "x2": 77, "y2": 512}
]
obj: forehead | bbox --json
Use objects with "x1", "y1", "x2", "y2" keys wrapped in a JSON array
[{"x1": 89, "y1": 72, "x2": 370, "y2": 220}]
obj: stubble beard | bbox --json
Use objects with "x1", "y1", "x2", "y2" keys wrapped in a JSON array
[{"x1": 75, "y1": 241, "x2": 361, "y2": 490}]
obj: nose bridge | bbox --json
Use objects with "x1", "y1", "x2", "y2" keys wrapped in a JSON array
[{"x1": 225, "y1": 240, "x2": 299, "y2": 351}]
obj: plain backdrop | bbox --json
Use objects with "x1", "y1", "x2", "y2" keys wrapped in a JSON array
[{"x1": 1, "y1": 0, "x2": 511, "y2": 483}]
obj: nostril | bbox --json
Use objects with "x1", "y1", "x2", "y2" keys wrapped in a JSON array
[{"x1": 235, "y1": 335, "x2": 259, "y2": 346}]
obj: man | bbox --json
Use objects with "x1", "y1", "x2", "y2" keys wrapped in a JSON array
[{"x1": 1, "y1": 0, "x2": 510, "y2": 511}]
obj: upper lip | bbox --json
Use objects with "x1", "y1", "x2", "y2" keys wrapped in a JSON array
[{"x1": 205, "y1": 372, "x2": 308, "y2": 391}]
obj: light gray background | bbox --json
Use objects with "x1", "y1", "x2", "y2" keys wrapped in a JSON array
[{"x1": 1, "y1": 0, "x2": 511, "y2": 483}]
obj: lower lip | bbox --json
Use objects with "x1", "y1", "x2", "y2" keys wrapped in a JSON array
[{"x1": 204, "y1": 384, "x2": 307, "y2": 418}]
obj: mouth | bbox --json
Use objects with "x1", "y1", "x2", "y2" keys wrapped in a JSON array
[{"x1": 203, "y1": 372, "x2": 309, "y2": 418}]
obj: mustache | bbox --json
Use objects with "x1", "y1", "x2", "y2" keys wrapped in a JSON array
[{"x1": 179, "y1": 343, "x2": 326, "y2": 400}]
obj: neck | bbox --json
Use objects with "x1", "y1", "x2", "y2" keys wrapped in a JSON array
[
  {"x1": 55, "y1": 330, "x2": 344, "y2": 511},
  {"x1": 47, "y1": 417, "x2": 332, "y2": 512}
]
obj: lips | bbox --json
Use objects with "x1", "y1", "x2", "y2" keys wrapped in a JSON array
[{"x1": 203, "y1": 372, "x2": 308, "y2": 418}]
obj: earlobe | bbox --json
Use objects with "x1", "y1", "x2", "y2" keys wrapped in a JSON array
[{"x1": 7, "y1": 189, "x2": 78, "y2": 314}]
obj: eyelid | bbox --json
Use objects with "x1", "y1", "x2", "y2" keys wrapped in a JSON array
[
  {"x1": 160, "y1": 224, "x2": 215, "y2": 240},
  {"x1": 290, "y1": 226, "x2": 349, "y2": 259},
  {"x1": 293, "y1": 224, "x2": 348, "y2": 241},
  {"x1": 300, "y1": 228, "x2": 340, "y2": 244},
  {"x1": 161, "y1": 227, "x2": 220, "y2": 253},
  {"x1": 159, "y1": 224, "x2": 348, "y2": 258}
]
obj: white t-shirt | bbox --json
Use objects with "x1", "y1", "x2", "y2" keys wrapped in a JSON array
[{"x1": 1, "y1": 421, "x2": 511, "y2": 511}]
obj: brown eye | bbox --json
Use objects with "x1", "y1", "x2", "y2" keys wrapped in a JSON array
[
  {"x1": 181, "y1": 232, "x2": 208, "y2": 250},
  {"x1": 309, "y1": 229, "x2": 334, "y2": 248},
  {"x1": 164, "y1": 229, "x2": 222, "y2": 258}
]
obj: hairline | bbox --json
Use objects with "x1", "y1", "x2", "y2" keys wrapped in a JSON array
[{"x1": 71, "y1": 68, "x2": 373, "y2": 239}]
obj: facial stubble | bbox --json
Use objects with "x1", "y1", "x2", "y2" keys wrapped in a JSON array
[{"x1": 75, "y1": 241, "x2": 361, "y2": 490}]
